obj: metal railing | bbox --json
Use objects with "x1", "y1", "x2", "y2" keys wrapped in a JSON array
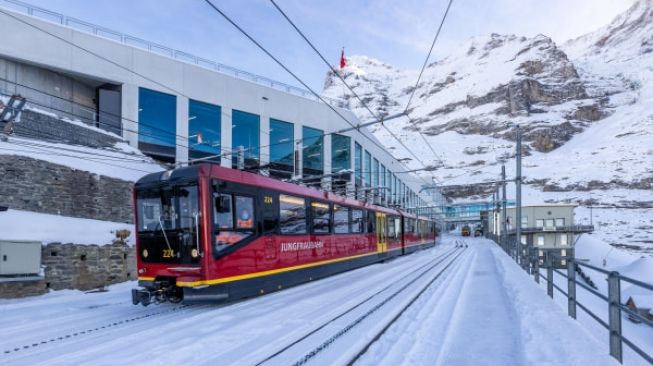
[
  {"x1": 0, "y1": 0, "x2": 346, "y2": 108},
  {"x1": 538, "y1": 258, "x2": 653, "y2": 364},
  {"x1": 506, "y1": 225, "x2": 595, "y2": 234}
]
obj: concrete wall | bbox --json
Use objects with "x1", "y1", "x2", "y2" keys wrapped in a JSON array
[
  {"x1": 0, "y1": 57, "x2": 97, "y2": 123},
  {"x1": 0, "y1": 155, "x2": 134, "y2": 223},
  {"x1": 0, "y1": 241, "x2": 136, "y2": 299}
]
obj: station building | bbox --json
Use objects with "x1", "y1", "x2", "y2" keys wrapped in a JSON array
[
  {"x1": 0, "y1": 1, "x2": 445, "y2": 217},
  {"x1": 487, "y1": 204, "x2": 594, "y2": 267}
]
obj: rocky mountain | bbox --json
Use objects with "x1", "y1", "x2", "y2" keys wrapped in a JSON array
[{"x1": 323, "y1": 0, "x2": 653, "y2": 251}]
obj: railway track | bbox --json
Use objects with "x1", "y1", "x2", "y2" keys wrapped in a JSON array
[
  {"x1": 1, "y1": 245, "x2": 449, "y2": 359},
  {"x1": 2, "y1": 244, "x2": 457, "y2": 364},
  {"x1": 254, "y1": 244, "x2": 468, "y2": 366},
  {"x1": 1, "y1": 303, "x2": 195, "y2": 355}
]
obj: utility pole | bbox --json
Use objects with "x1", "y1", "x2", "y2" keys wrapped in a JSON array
[
  {"x1": 501, "y1": 165, "x2": 507, "y2": 254},
  {"x1": 516, "y1": 125, "x2": 524, "y2": 272},
  {"x1": 492, "y1": 190, "x2": 496, "y2": 241}
]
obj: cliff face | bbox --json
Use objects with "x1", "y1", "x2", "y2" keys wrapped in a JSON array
[{"x1": 325, "y1": 33, "x2": 610, "y2": 155}]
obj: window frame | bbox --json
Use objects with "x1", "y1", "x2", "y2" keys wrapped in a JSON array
[
  {"x1": 211, "y1": 180, "x2": 260, "y2": 259},
  {"x1": 333, "y1": 204, "x2": 350, "y2": 234},
  {"x1": 279, "y1": 194, "x2": 309, "y2": 235},
  {"x1": 559, "y1": 233, "x2": 568, "y2": 246},
  {"x1": 351, "y1": 208, "x2": 365, "y2": 234},
  {"x1": 310, "y1": 200, "x2": 332, "y2": 234}
]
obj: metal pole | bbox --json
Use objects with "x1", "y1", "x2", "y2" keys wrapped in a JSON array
[
  {"x1": 534, "y1": 253, "x2": 540, "y2": 284},
  {"x1": 516, "y1": 125, "x2": 523, "y2": 270},
  {"x1": 547, "y1": 266, "x2": 554, "y2": 298},
  {"x1": 547, "y1": 256, "x2": 554, "y2": 298},
  {"x1": 501, "y1": 165, "x2": 507, "y2": 255},
  {"x1": 567, "y1": 260, "x2": 577, "y2": 319},
  {"x1": 608, "y1": 272, "x2": 623, "y2": 363}
]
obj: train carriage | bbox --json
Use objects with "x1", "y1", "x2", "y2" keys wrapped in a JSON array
[{"x1": 132, "y1": 164, "x2": 439, "y2": 305}]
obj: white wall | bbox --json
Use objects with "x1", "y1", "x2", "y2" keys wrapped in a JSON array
[{"x1": 0, "y1": 8, "x2": 439, "y2": 207}]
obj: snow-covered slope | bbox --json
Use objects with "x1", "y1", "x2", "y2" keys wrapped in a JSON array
[{"x1": 322, "y1": 1, "x2": 653, "y2": 252}]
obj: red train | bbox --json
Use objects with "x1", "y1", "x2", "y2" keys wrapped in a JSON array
[{"x1": 132, "y1": 164, "x2": 439, "y2": 305}]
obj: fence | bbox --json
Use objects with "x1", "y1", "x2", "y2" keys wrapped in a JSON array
[
  {"x1": 537, "y1": 257, "x2": 653, "y2": 364},
  {"x1": 0, "y1": 0, "x2": 346, "y2": 108}
]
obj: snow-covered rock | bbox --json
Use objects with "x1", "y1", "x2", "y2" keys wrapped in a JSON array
[{"x1": 322, "y1": 1, "x2": 653, "y2": 253}]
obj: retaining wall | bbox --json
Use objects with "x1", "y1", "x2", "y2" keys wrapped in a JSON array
[{"x1": 0, "y1": 242, "x2": 137, "y2": 299}]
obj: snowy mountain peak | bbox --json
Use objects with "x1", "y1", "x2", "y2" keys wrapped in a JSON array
[
  {"x1": 566, "y1": 0, "x2": 653, "y2": 60},
  {"x1": 324, "y1": 32, "x2": 595, "y2": 154},
  {"x1": 322, "y1": 3, "x2": 653, "y2": 217}
]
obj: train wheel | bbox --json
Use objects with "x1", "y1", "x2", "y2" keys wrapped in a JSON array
[{"x1": 165, "y1": 287, "x2": 183, "y2": 303}]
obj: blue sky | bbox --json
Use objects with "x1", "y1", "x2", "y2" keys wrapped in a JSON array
[{"x1": 26, "y1": 0, "x2": 635, "y2": 91}]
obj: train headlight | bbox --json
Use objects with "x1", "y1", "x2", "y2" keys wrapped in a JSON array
[
  {"x1": 191, "y1": 249, "x2": 199, "y2": 258},
  {"x1": 142, "y1": 249, "x2": 149, "y2": 258}
]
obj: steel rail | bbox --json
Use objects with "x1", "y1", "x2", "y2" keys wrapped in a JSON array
[
  {"x1": 345, "y1": 248, "x2": 466, "y2": 365},
  {"x1": 254, "y1": 246, "x2": 460, "y2": 366}
]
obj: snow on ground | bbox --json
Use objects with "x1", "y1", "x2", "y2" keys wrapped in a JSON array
[
  {"x1": 0, "y1": 236, "x2": 618, "y2": 365},
  {"x1": 0, "y1": 209, "x2": 133, "y2": 245},
  {"x1": 0, "y1": 136, "x2": 164, "y2": 181}
]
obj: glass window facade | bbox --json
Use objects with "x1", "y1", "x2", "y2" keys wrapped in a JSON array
[
  {"x1": 188, "y1": 99, "x2": 221, "y2": 162},
  {"x1": 381, "y1": 164, "x2": 386, "y2": 200},
  {"x1": 232, "y1": 110, "x2": 260, "y2": 169},
  {"x1": 331, "y1": 134, "x2": 351, "y2": 173},
  {"x1": 138, "y1": 88, "x2": 177, "y2": 162},
  {"x1": 372, "y1": 158, "x2": 379, "y2": 189},
  {"x1": 302, "y1": 126, "x2": 324, "y2": 177},
  {"x1": 364, "y1": 150, "x2": 371, "y2": 187},
  {"x1": 331, "y1": 134, "x2": 351, "y2": 194},
  {"x1": 354, "y1": 142, "x2": 362, "y2": 184},
  {"x1": 269, "y1": 119, "x2": 294, "y2": 179}
]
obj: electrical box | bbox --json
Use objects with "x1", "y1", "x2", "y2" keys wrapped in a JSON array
[{"x1": 0, "y1": 241, "x2": 42, "y2": 275}]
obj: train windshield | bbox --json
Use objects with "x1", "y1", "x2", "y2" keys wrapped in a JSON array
[
  {"x1": 136, "y1": 184, "x2": 202, "y2": 264},
  {"x1": 137, "y1": 185, "x2": 199, "y2": 232}
]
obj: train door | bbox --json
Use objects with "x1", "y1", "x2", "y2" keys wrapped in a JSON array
[
  {"x1": 376, "y1": 212, "x2": 387, "y2": 254},
  {"x1": 261, "y1": 190, "x2": 278, "y2": 263}
]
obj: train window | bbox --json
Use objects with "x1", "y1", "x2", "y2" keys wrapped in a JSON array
[
  {"x1": 214, "y1": 193, "x2": 233, "y2": 229},
  {"x1": 213, "y1": 192, "x2": 255, "y2": 254},
  {"x1": 235, "y1": 196, "x2": 254, "y2": 229},
  {"x1": 387, "y1": 216, "x2": 396, "y2": 238},
  {"x1": 366, "y1": 210, "x2": 376, "y2": 233},
  {"x1": 280, "y1": 195, "x2": 307, "y2": 234},
  {"x1": 311, "y1": 202, "x2": 331, "y2": 234},
  {"x1": 395, "y1": 218, "x2": 402, "y2": 236},
  {"x1": 351, "y1": 209, "x2": 364, "y2": 233},
  {"x1": 177, "y1": 186, "x2": 199, "y2": 229},
  {"x1": 333, "y1": 205, "x2": 349, "y2": 234}
]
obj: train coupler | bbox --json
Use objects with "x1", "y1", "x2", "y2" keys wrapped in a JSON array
[{"x1": 132, "y1": 288, "x2": 154, "y2": 306}]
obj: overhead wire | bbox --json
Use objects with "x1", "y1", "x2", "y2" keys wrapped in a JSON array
[
  {"x1": 404, "y1": 0, "x2": 454, "y2": 113},
  {"x1": 401, "y1": 0, "x2": 455, "y2": 175},
  {"x1": 201, "y1": 0, "x2": 425, "y2": 177},
  {"x1": 268, "y1": 0, "x2": 438, "y2": 184},
  {"x1": 0, "y1": 5, "x2": 433, "y2": 201}
]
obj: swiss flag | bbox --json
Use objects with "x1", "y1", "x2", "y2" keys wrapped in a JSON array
[{"x1": 339, "y1": 48, "x2": 346, "y2": 69}]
